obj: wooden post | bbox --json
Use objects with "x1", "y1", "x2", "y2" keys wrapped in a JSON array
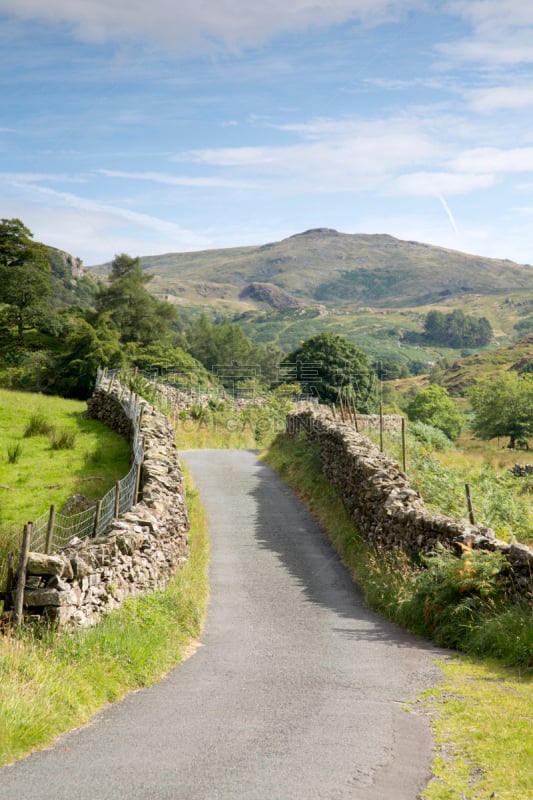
[
  {"x1": 379, "y1": 401, "x2": 384, "y2": 452},
  {"x1": 45, "y1": 504, "x2": 55, "y2": 554},
  {"x1": 93, "y1": 499, "x2": 102, "y2": 537},
  {"x1": 401, "y1": 417, "x2": 407, "y2": 473},
  {"x1": 351, "y1": 400, "x2": 359, "y2": 432},
  {"x1": 114, "y1": 481, "x2": 120, "y2": 519},
  {"x1": 134, "y1": 461, "x2": 142, "y2": 505},
  {"x1": 13, "y1": 523, "x2": 33, "y2": 625},
  {"x1": 331, "y1": 404, "x2": 337, "y2": 419},
  {"x1": 465, "y1": 483, "x2": 476, "y2": 525}
]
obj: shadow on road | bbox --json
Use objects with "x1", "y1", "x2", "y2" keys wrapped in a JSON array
[{"x1": 248, "y1": 456, "x2": 442, "y2": 654}]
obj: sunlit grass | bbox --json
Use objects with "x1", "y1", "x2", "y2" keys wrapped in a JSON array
[
  {"x1": 422, "y1": 659, "x2": 533, "y2": 800},
  {"x1": 0, "y1": 465, "x2": 209, "y2": 766},
  {"x1": 0, "y1": 389, "x2": 130, "y2": 527}
]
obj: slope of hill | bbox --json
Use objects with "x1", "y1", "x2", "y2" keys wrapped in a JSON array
[
  {"x1": 440, "y1": 333, "x2": 533, "y2": 394},
  {"x1": 91, "y1": 228, "x2": 533, "y2": 310}
]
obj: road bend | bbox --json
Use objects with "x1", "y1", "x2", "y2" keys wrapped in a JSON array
[{"x1": 0, "y1": 449, "x2": 445, "y2": 800}]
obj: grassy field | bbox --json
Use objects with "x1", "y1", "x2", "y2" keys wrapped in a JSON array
[
  {"x1": 0, "y1": 389, "x2": 130, "y2": 573},
  {"x1": 0, "y1": 465, "x2": 209, "y2": 766}
]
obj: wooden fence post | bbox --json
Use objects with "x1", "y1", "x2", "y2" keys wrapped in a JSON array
[
  {"x1": 114, "y1": 481, "x2": 120, "y2": 519},
  {"x1": 379, "y1": 401, "x2": 384, "y2": 452},
  {"x1": 45, "y1": 505, "x2": 55, "y2": 554},
  {"x1": 465, "y1": 483, "x2": 476, "y2": 525},
  {"x1": 93, "y1": 500, "x2": 102, "y2": 537},
  {"x1": 401, "y1": 417, "x2": 407, "y2": 473},
  {"x1": 13, "y1": 523, "x2": 33, "y2": 625},
  {"x1": 134, "y1": 461, "x2": 142, "y2": 505},
  {"x1": 351, "y1": 401, "x2": 359, "y2": 432}
]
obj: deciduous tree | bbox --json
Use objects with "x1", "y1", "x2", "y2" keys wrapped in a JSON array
[
  {"x1": 469, "y1": 373, "x2": 533, "y2": 448},
  {"x1": 406, "y1": 384, "x2": 463, "y2": 439},
  {"x1": 283, "y1": 333, "x2": 377, "y2": 409}
]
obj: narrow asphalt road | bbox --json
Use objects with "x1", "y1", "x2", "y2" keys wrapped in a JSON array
[{"x1": 1, "y1": 450, "x2": 444, "y2": 800}]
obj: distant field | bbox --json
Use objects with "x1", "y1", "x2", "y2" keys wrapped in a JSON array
[{"x1": 0, "y1": 390, "x2": 130, "y2": 564}]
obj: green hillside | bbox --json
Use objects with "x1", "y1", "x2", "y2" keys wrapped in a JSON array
[
  {"x1": 88, "y1": 229, "x2": 533, "y2": 372},
  {"x1": 91, "y1": 228, "x2": 533, "y2": 311}
]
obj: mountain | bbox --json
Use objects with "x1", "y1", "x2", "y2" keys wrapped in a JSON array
[{"x1": 91, "y1": 228, "x2": 533, "y2": 311}]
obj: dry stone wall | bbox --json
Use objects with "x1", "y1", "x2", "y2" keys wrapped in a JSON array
[
  {"x1": 12, "y1": 383, "x2": 190, "y2": 628},
  {"x1": 287, "y1": 407, "x2": 533, "y2": 602}
]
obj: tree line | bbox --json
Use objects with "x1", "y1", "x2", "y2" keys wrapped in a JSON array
[
  {"x1": 424, "y1": 309, "x2": 493, "y2": 348},
  {"x1": 0, "y1": 219, "x2": 376, "y2": 407}
]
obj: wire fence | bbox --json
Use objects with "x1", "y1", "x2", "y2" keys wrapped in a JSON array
[{"x1": 0, "y1": 369, "x2": 144, "y2": 588}]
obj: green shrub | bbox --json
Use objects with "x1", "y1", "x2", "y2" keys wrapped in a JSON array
[{"x1": 408, "y1": 420, "x2": 455, "y2": 451}]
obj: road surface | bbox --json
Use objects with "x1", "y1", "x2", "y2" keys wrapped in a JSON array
[{"x1": 0, "y1": 449, "x2": 444, "y2": 800}]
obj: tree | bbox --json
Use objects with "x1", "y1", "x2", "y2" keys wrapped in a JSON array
[
  {"x1": 52, "y1": 315, "x2": 124, "y2": 399},
  {"x1": 406, "y1": 384, "x2": 463, "y2": 439},
  {"x1": 283, "y1": 333, "x2": 377, "y2": 409},
  {"x1": 0, "y1": 218, "x2": 51, "y2": 344},
  {"x1": 97, "y1": 253, "x2": 179, "y2": 346},
  {"x1": 469, "y1": 373, "x2": 533, "y2": 448}
]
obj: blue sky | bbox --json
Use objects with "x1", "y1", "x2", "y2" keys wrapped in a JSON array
[{"x1": 2, "y1": 1, "x2": 533, "y2": 266}]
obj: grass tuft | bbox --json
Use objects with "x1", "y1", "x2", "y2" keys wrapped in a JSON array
[
  {"x1": 23, "y1": 413, "x2": 54, "y2": 438},
  {"x1": 6, "y1": 443, "x2": 22, "y2": 465},
  {"x1": 48, "y1": 428, "x2": 76, "y2": 451}
]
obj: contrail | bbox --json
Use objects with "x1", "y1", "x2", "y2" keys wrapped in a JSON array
[{"x1": 437, "y1": 192, "x2": 459, "y2": 237}]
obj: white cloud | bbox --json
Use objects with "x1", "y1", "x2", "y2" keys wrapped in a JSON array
[
  {"x1": 0, "y1": 0, "x2": 425, "y2": 49},
  {"x1": 182, "y1": 116, "x2": 442, "y2": 191},
  {"x1": 97, "y1": 169, "x2": 261, "y2": 189},
  {"x1": 0, "y1": 171, "x2": 87, "y2": 184},
  {"x1": 389, "y1": 171, "x2": 495, "y2": 196},
  {"x1": 467, "y1": 86, "x2": 533, "y2": 112},
  {"x1": 1, "y1": 180, "x2": 209, "y2": 263},
  {"x1": 450, "y1": 147, "x2": 533, "y2": 175},
  {"x1": 439, "y1": 1, "x2": 533, "y2": 64}
]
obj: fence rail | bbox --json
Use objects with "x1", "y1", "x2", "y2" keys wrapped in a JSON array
[{"x1": 1, "y1": 369, "x2": 145, "y2": 595}]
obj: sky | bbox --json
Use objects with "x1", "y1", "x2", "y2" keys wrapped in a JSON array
[{"x1": 2, "y1": 1, "x2": 533, "y2": 266}]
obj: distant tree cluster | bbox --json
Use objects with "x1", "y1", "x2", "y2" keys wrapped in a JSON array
[{"x1": 423, "y1": 309, "x2": 493, "y2": 348}]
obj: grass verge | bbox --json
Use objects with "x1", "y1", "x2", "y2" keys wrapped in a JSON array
[
  {"x1": 0, "y1": 465, "x2": 209, "y2": 766},
  {"x1": 422, "y1": 658, "x2": 532, "y2": 800},
  {"x1": 262, "y1": 431, "x2": 533, "y2": 800}
]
